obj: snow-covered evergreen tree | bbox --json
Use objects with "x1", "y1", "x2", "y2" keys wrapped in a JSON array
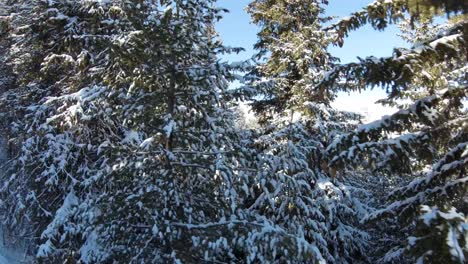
[
  {"x1": 243, "y1": 0, "x2": 339, "y2": 123},
  {"x1": 234, "y1": 1, "x2": 372, "y2": 263},
  {"x1": 323, "y1": 2, "x2": 467, "y2": 262},
  {"x1": 0, "y1": 0, "x2": 465, "y2": 263},
  {"x1": 0, "y1": 0, "x2": 249, "y2": 262}
]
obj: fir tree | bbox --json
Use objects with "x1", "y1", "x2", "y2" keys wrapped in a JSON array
[
  {"x1": 0, "y1": 0, "x2": 247, "y2": 262},
  {"x1": 323, "y1": 2, "x2": 467, "y2": 262},
  {"x1": 0, "y1": 0, "x2": 465, "y2": 263},
  {"x1": 239, "y1": 1, "x2": 371, "y2": 262}
]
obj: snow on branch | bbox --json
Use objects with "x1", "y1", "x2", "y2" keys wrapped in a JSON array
[
  {"x1": 327, "y1": 87, "x2": 466, "y2": 170},
  {"x1": 325, "y1": 0, "x2": 467, "y2": 47},
  {"x1": 319, "y1": 21, "x2": 466, "y2": 95}
]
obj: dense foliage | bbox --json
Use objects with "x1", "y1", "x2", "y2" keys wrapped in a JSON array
[
  {"x1": 323, "y1": 2, "x2": 467, "y2": 264},
  {"x1": 0, "y1": 0, "x2": 466, "y2": 263}
]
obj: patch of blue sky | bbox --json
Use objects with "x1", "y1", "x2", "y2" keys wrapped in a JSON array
[{"x1": 214, "y1": 1, "x2": 421, "y2": 122}]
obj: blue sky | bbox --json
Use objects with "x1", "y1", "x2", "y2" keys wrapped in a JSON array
[
  {"x1": 215, "y1": 0, "x2": 408, "y2": 63},
  {"x1": 214, "y1": 0, "x2": 410, "y2": 121}
]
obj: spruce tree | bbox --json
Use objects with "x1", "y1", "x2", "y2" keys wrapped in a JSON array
[
  {"x1": 322, "y1": 1, "x2": 467, "y2": 262},
  {"x1": 0, "y1": 0, "x2": 247, "y2": 262},
  {"x1": 0, "y1": 0, "x2": 465, "y2": 263},
  {"x1": 238, "y1": 1, "x2": 371, "y2": 263}
]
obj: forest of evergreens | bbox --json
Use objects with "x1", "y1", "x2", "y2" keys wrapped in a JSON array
[{"x1": 0, "y1": 0, "x2": 466, "y2": 263}]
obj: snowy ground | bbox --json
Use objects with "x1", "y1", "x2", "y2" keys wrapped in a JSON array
[
  {"x1": 0, "y1": 227, "x2": 11, "y2": 264},
  {"x1": 0, "y1": 254, "x2": 9, "y2": 264},
  {"x1": 0, "y1": 243, "x2": 26, "y2": 264},
  {"x1": 0, "y1": 139, "x2": 15, "y2": 264},
  {"x1": 0, "y1": 138, "x2": 8, "y2": 264}
]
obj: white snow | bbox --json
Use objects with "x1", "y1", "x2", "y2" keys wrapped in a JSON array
[
  {"x1": 429, "y1": 34, "x2": 462, "y2": 49},
  {"x1": 163, "y1": 119, "x2": 176, "y2": 138},
  {"x1": 0, "y1": 254, "x2": 8, "y2": 264},
  {"x1": 420, "y1": 205, "x2": 438, "y2": 225},
  {"x1": 122, "y1": 129, "x2": 142, "y2": 145},
  {"x1": 38, "y1": 191, "x2": 79, "y2": 258},
  {"x1": 0, "y1": 229, "x2": 26, "y2": 264},
  {"x1": 447, "y1": 227, "x2": 465, "y2": 262},
  {"x1": 0, "y1": 140, "x2": 12, "y2": 264},
  {"x1": 79, "y1": 230, "x2": 109, "y2": 263},
  {"x1": 140, "y1": 137, "x2": 155, "y2": 150}
]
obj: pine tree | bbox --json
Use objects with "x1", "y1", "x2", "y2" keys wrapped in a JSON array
[
  {"x1": 322, "y1": 1, "x2": 467, "y2": 262},
  {"x1": 236, "y1": 1, "x2": 372, "y2": 263},
  {"x1": 1, "y1": 0, "x2": 465, "y2": 263},
  {"x1": 242, "y1": 0, "x2": 337, "y2": 124},
  {"x1": 0, "y1": 0, "x2": 248, "y2": 262}
]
